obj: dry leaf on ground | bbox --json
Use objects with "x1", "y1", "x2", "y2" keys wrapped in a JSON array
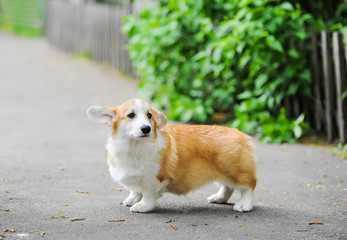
[
  {"x1": 170, "y1": 224, "x2": 177, "y2": 230},
  {"x1": 108, "y1": 219, "x2": 125, "y2": 222},
  {"x1": 0, "y1": 209, "x2": 9, "y2": 211},
  {"x1": 112, "y1": 188, "x2": 122, "y2": 191},
  {"x1": 3, "y1": 229, "x2": 15, "y2": 233},
  {"x1": 75, "y1": 190, "x2": 89, "y2": 194},
  {"x1": 71, "y1": 218, "x2": 86, "y2": 222},
  {"x1": 40, "y1": 232, "x2": 45, "y2": 237},
  {"x1": 309, "y1": 222, "x2": 323, "y2": 225}
]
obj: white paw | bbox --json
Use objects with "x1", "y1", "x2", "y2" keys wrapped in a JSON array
[
  {"x1": 130, "y1": 202, "x2": 155, "y2": 213},
  {"x1": 123, "y1": 195, "x2": 142, "y2": 207},
  {"x1": 207, "y1": 194, "x2": 228, "y2": 204},
  {"x1": 233, "y1": 201, "x2": 253, "y2": 212}
]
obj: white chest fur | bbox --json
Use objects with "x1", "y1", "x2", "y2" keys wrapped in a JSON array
[{"x1": 106, "y1": 137, "x2": 166, "y2": 193}]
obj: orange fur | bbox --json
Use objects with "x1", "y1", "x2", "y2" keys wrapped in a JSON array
[{"x1": 157, "y1": 124, "x2": 257, "y2": 194}]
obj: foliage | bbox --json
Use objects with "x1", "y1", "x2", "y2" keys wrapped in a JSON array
[
  {"x1": 123, "y1": 0, "x2": 313, "y2": 143},
  {"x1": 72, "y1": 50, "x2": 92, "y2": 59},
  {"x1": 287, "y1": 0, "x2": 347, "y2": 33},
  {"x1": 332, "y1": 142, "x2": 347, "y2": 159},
  {"x1": 0, "y1": 0, "x2": 43, "y2": 36}
]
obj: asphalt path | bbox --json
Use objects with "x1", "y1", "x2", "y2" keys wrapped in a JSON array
[{"x1": 0, "y1": 33, "x2": 346, "y2": 240}]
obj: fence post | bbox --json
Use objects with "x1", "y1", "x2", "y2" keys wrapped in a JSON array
[
  {"x1": 321, "y1": 31, "x2": 335, "y2": 142},
  {"x1": 333, "y1": 32, "x2": 346, "y2": 144},
  {"x1": 310, "y1": 31, "x2": 323, "y2": 131}
]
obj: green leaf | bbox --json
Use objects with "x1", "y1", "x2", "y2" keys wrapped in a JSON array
[
  {"x1": 255, "y1": 74, "x2": 268, "y2": 88},
  {"x1": 294, "y1": 114, "x2": 305, "y2": 126},
  {"x1": 237, "y1": 91, "x2": 253, "y2": 100},
  {"x1": 342, "y1": 91, "x2": 347, "y2": 99},
  {"x1": 293, "y1": 126, "x2": 302, "y2": 139},
  {"x1": 279, "y1": 2, "x2": 294, "y2": 11},
  {"x1": 266, "y1": 35, "x2": 283, "y2": 52},
  {"x1": 288, "y1": 49, "x2": 299, "y2": 59}
]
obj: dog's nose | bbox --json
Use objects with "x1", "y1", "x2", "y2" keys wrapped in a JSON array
[{"x1": 140, "y1": 125, "x2": 151, "y2": 134}]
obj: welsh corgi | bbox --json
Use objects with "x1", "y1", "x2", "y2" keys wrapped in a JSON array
[{"x1": 87, "y1": 98, "x2": 257, "y2": 213}]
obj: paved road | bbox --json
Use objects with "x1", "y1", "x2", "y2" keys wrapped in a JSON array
[{"x1": 0, "y1": 33, "x2": 346, "y2": 240}]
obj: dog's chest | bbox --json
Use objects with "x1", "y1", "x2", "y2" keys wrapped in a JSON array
[{"x1": 107, "y1": 139, "x2": 162, "y2": 186}]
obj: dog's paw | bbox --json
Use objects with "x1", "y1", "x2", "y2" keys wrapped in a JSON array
[
  {"x1": 233, "y1": 201, "x2": 253, "y2": 212},
  {"x1": 130, "y1": 202, "x2": 155, "y2": 213},
  {"x1": 123, "y1": 195, "x2": 142, "y2": 207},
  {"x1": 207, "y1": 193, "x2": 229, "y2": 204}
]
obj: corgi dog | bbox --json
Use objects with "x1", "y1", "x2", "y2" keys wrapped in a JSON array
[{"x1": 87, "y1": 98, "x2": 257, "y2": 213}]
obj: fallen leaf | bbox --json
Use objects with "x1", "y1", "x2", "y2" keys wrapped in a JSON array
[
  {"x1": 0, "y1": 209, "x2": 9, "y2": 211},
  {"x1": 186, "y1": 211, "x2": 190, "y2": 214},
  {"x1": 337, "y1": 181, "x2": 343, "y2": 187},
  {"x1": 108, "y1": 219, "x2": 125, "y2": 222},
  {"x1": 307, "y1": 184, "x2": 312, "y2": 188},
  {"x1": 71, "y1": 218, "x2": 86, "y2": 222},
  {"x1": 112, "y1": 188, "x2": 122, "y2": 191},
  {"x1": 64, "y1": 204, "x2": 68, "y2": 207},
  {"x1": 40, "y1": 232, "x2": 45, "y2": 237},
  {"x1": 170, "y1": 224, "x2": 177, "y2": 230},
  {"x1": 261, "y1": 187, "x2": 270, "y2": 192},
  {"x1": 75, "y1": 190, "x2": 89, "y2": 194},
  {"x1": 309, "y1": 222, "x2": 323, "y2": 225},
  {"x1": 165, "y1": 219, "x2": 172, "y2": 223},
  {"x1": 50, "y1": 216, "x2": 58, "y2": 219},
  {"x1": 239, "y1": 224, "x2": 243, "y2": 226},
  {"x1": 321, "y1": 174, "x2": 328, "y2": 178},
  {"x1": 59, "y1": 167, "x2": 64, "y2": 171},
  {"x1": 3, "y1": 229, "x2": 15, "y2": 233},
  {"x1": 234, "y1": 216, "x2": 239, "y2": 219}
]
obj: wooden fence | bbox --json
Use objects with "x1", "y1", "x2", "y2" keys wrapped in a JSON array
[
  {"x1": 45, "y1": 0, "x2": 136, "y2": 76},
  {"x1": 314, "y1": 31, "x2": 347, "y2": 144},
  {"x1": 285, "y1": 31, "x2": 347, "y2": 144},
  {"x1": 45, "y1": 1, "x2": 347, "y2": 143}
]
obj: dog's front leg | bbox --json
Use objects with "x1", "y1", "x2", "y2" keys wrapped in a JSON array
[
  {"x1": 130, "y1": 190, "x2": 158, "y2": 213},
  {"x1": 123, "y1": 190, "x2": 142, "y2": 206}
]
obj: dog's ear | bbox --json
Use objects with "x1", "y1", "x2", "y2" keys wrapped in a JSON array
[
  {"x1": 87, "y1": 106, "x2": 116, "y2": 125},
  {"x1": 152, "y1": 107, "x2": 167, "y2": 129}
]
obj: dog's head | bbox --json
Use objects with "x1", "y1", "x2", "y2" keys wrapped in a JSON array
[{"x1": 87, "y1": 99, "x2": 167, "y2": 140}]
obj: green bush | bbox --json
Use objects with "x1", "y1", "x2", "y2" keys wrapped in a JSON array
[
  {"x1": 123, "y1": 0, "x2": 312, "y2": 142},
  {"x1": 0, "y1": 0, "x2": 43, "y2": 36}
]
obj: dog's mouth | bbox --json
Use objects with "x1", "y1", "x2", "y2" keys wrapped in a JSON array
[{"x1": 139, "y1": 133, "x2": 150, "y2": 138}]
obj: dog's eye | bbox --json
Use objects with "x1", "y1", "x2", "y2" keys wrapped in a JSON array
[
  {"x1": 147, "y1": 113, "x2": 152, "y2": 119},
  {"x1": 127, "y1": 113, "x2": 135, "y2": 119}
]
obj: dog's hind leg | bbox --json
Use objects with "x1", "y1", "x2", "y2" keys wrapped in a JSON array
[
  {"x1": 233, "y1": 186, "x2": 253, "y2": 212},
  {"x1": 207, "y1": 183, "x2": 234, "y2": 204}
]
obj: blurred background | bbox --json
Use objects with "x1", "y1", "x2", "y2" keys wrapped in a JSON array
[{"x1": 0, "y1": 0, "x2": 346, "y2": 155}]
